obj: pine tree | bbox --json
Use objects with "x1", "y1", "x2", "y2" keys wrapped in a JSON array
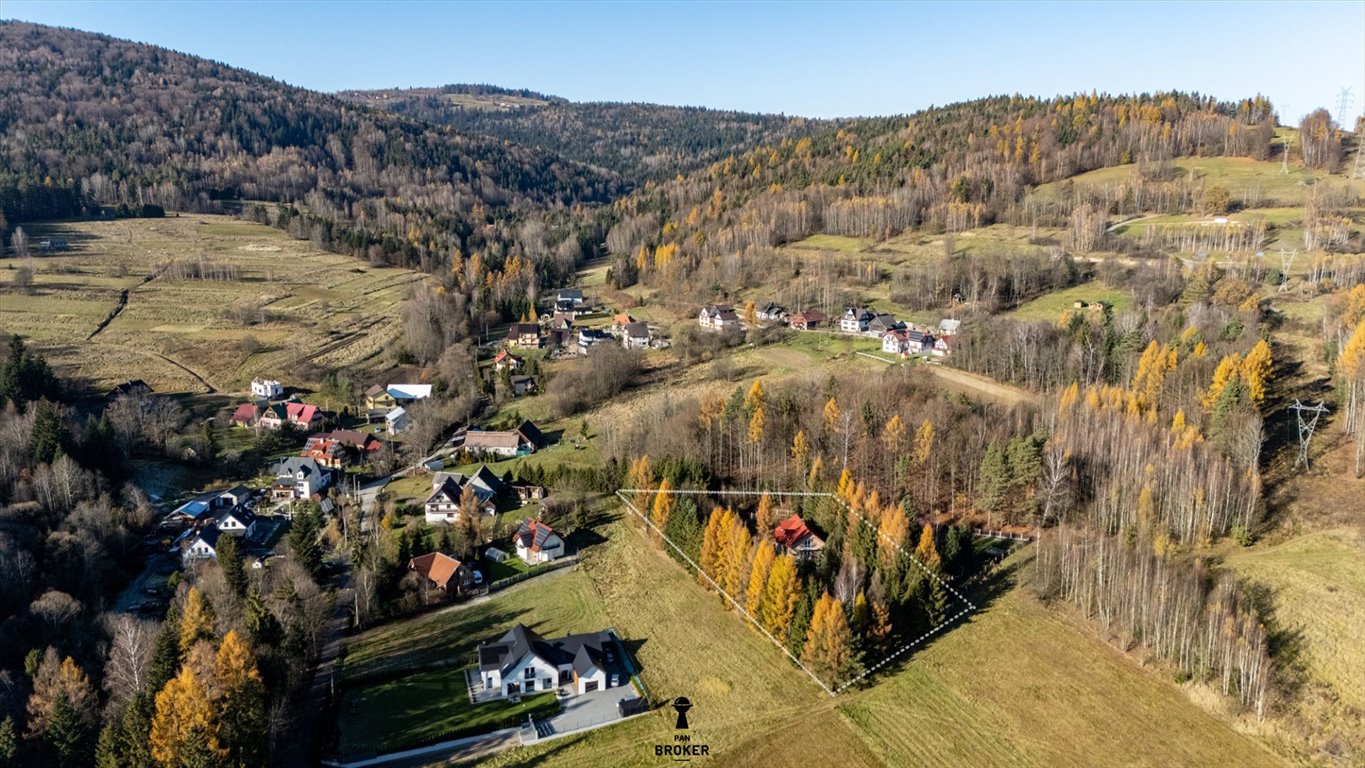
[
  {"x1": 662, "y1": 498, "x2": 703, "y2": 564},
  {"x1": 0, "y1": 716, "x2": 16, "y2": 766},
  {"x1": 288, "y1": 507, "x2": 323, "y2": 577},
  {"x1": 745, "y1": 540, "x2": 776, "y2": 620},
  {"x1": 851, "y1": 591, "x2": 871, "y2": 637},
  {"x1": 215, "y1": 632, "x2": 266, "y2": 768},
  {"x1": 148, "y1": 606, "x2": 183, "y2": 697},
  {"x1": 720, "y1": 511, "x2": 752, "y2": 600},
  {"x1": 801, "y1": 593, "x2": 853, "y2": 687},
  {"x1": 216, "y1": 534, "x2": 247, "y2": 597},
  {"x1": 46, "y1": 693, "x2": 95, "y2": 768},
  {"x1": 913, "y1": 524, "x2": 942, "y2": 572},
  {"x1": 976, "y1": 441, "x2": 1009, "y2": 516},
  {"x1": 179, "y1": 588, "x2": 215, "y2": 652},
  {"x1": 118, "y1": 693, "x2": 155, "y2": 768},
  {"x1": 761, "y1": 554, "x2": 800, "y2": 638},
  {"x1": 150, "y1": 668, "x2": 225, "y2": 767}
]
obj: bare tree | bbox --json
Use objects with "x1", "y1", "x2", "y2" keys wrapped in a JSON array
[{"x1": 102, "y1": 613, "x2": 158, "y2": 706}]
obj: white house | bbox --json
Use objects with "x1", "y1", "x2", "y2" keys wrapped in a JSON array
[
  {"x1": 937, "y1": 318, "x2": 962, "y2": 337},
  {"x1": 214, "y1": 506, "x2": 257, "y2": 537},
  {"x1": 698, "y1": 304, "x2": 740, "y2": 331},
  {"x1": 424, "y1": 469, "x2": 501, "y2": 524},
  {"x1": 385, "y1": 406, "x2": 410, "y2": 435},
  {"x1": 251, "y1": 378, "x2": 284, "y2": 399},
  {"x1": 179, "y1": 525, "x2": 222, "y2": 564},
  {"x1": 840, "y1": 307, "x2": 874, "y2": 334},
  {"x1": 882, "y1": 329, "x2": 909, "y2": 355},
  {"x1": 268, "y1": 457, "x2": 332, "y2": 501},
  {"x1": 477, "y1": 624, "x2": 621, "y2": 697},
  {"x1": 514, "y1": 518, "x2": 565, "y2": 565},
  {"x1": 621, "y1": 322, "x2": 650, "y2": 350}
]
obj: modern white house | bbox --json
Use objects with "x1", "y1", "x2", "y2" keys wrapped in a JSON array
[
  {"x1": 513, "y1": 518, "x2": 565, "y2": 565},
  {"x1": 251, "y1": 378, "x2": 284, "y2": 399},
  {"x1": 385, "y1": 406, "x2": 410, "y2": 435},
  {"x1": 268, "y1": 457, "x2": 332, "y2": 501},
  {"x1": 178, "y1": 525, "x2": 222, "y2": 563},
  {"x1": 423, "y1": 475, "x2": 497, "y2": 524},
  {"x1": 477, "y1": 624, "x2": 621, "y2": 698}
]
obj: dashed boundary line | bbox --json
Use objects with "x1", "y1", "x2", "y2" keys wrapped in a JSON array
[{"x1": 616, "y1": 487, "x2": 979, "y2": 695}]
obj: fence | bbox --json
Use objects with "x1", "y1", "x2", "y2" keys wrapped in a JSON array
[
  {"x1": 487, "y1": 555, "x2": 579, "y2": 592},
  {"x1": 973, "y1": 529, "x2": 1034, "y2": 543}
]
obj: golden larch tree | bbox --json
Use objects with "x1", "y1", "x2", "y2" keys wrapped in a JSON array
[
  {"x1": 745, "y1": 540, "x2": 777, "y2": 619},
  {"x1": 150, "y1": 667, "x2": 225, "y2": 767},
  {"x1": 179, "y1": 588, "x2": 215, "y2": 652},
  {"x1": 761, "y1": 555, "x2": 800, "y2": 639},
  {"x1": 801, "y1": 593, "x2": 852, "y2": 687}
]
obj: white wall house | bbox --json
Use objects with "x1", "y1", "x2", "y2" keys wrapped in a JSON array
[
  {"x1": 514, "y1": 519, "x2": 565, "y2": 565},
  {"x1": 251, "y1": 378, "x2": 284, "y2": 399},
  {"x1": 477, "y1": 624, "x2": 617, "y2": 698}
]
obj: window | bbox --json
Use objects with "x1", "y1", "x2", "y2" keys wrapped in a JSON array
[{"x1": 524, "y1": 667, "x2": 535, "y2": 679}]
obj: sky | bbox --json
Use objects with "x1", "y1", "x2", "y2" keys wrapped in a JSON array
[{"x1": 4, "y1": 0, "x2": 1363, "y2": 122}]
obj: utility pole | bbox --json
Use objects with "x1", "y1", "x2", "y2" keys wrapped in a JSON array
[
  {"x1": 1336, "y1": 87, "x2": 1354, "y2": 132},
  {"x1": 1281, "y1": 134, "x2": 1294, "y2": 175},
  {"x1": 1278, "y1": 248, "x2": 1298, "y2": 292},
  {"x1": 1289, "y1": 400, "x2": 1329, "y2": 468}
]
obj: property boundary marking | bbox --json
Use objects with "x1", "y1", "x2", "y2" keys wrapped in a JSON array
[{"x1": 616, "y1": 487, "x2": 979, "y2": 695}]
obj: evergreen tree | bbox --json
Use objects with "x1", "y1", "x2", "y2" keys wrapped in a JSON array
[
  {"x1": 288, "y1": 507, "x2": 323, "y2": 577},
  {"x1": 30, "y1": 399, "x2": 66, "y2": 464},
  {"x1": 216, "y1": 535, "x2": 247, "y2": 597},
  {"x1": 661, "y1": 498, "x2": 702, "y2": 564},
  {"x1": 214, "y1": 632, "x2": 266, "y2": 768},
  {"x1": 46, "y1": 693, "x2": 95, "y2": 768},
  {"x1": 0, "y1": 716, "x2": 16, "y2": 767},
  {"x1": 976, "y1": 441, "x2": 1010, "y2": 517},
  {"x1": 118, "y1": 693, "x2": 155, "y2": 768},
  {"x1": 95, "y1": 714, "x2": 122, "y2": 768},
  {"x1": 244, "y1": 587, "x2": 283, "y2": 647},
  {"x1": 148, "y1": 607, "x2": 183, "y2": 696}
]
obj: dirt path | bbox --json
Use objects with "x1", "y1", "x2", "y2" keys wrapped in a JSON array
[{"x1": 923, "y1": 364, "x2": 1039, "y2": 407}]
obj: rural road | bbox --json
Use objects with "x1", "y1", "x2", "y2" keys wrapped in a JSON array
[{"x1": 275, "y1": 562, "x2": 354, "y2": 768}]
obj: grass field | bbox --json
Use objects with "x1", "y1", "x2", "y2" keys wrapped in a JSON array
[
  {"x1": 337, "y1": 670, "x2": 558, "y2": 754},
  {"x1": 474, "y1": 530, "x2": 1288, "y2": 768},
  {"x1": 1036, "y1": 156, "x2": 1365, "y2": 206},
  {"x1": 1008, "y1": 281, "x2": 1133, "y2": 322},
  {"x1": 0, "y1": 215, "x2": 426, "y2": 393}
]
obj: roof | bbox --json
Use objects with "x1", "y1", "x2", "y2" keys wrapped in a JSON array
[
  {"x1": 464, "y1": 430, "x2": 520, "y2": 451},
  {"x1": 558, "y1": 288, "x2": 584, "y2": 300},
  {"x1": 192, "y1": 524, "x2": 222, "y2": 551},
  {"x1": 516, "y1": 420, "x2": 545, "y2": 448},
  {"x1": 478, "y1": 623, "x2": 611, "y2": 677},
  {"x1": 773, "y1": 513, "x2": 818, "y2": 548},
  {"x1": 515, "y1": 518, "x2": 561, "y2": 553},
  {"x1": 613, "y1": 313, "x2": 635, "y2": 325},
  {"x1": 791, "y1": 310, "x2": 826, "y2": 323},
  {"x1": 229, "y1": 403, "x2": 258, "y2": 423},
  {"x1": 938, "y1": 319, "x2": 962, "y2": 335},
  {"x1": 408, "y1": 552, "x2": 466, "y2": 589},
  {"x1": 286, "y1": 402, "x2": 320, "y2": 424},
  {"x1": 386, "y1": 384, "x2": 432, "y2": 401},
  {"x1": 506, "y1": 323, "x2": 540, "y2": 338},
  {"x1": 271, "y1": 456, "x2": 325, "y2": 479},
  {"x1": 365, "y1": 383, "x2": 386, "y2": 397},
  {"x1": 624, "y1": 322, "x2": 649, "y2": 339},
  {"x1": 426, "y1": 477, "x2": 463, "y2": 506},
  {"x1": 493, "y1": 349, "x2": 522, "y2": 365},
  {"x1": 216, "y1": 506, "x2": 257, "y2": 528},
  {"x1": 385, "y1": 406, "x2": 408, "y2": 422},
  {"x1": 326, "y1": 429, "x2": 382, "y2": 450}
]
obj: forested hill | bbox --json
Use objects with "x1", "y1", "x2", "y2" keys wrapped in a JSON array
[
  {"x1": 0, "y1": 22, "x2": 626, "y2": 270},
  {"x1": 336, "y1": 84, "x2": 823, "y2": 185},
  {"x1": 603, "y1": 92, "x2": 1280, "y2": 290}
]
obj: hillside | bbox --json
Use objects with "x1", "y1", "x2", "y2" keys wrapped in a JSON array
[
  {"x1": 337, "y1": 84, "x2": 821, "y2": 185},
  {"x1": 0, "y1": 22, "x2": 623, "y2": 275}
]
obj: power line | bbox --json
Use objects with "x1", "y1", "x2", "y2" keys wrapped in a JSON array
[{"x1": 1336, "y1": 87, "x2": 1355, "y2": 130}]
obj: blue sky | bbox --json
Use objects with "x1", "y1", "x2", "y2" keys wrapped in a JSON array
[{"x1": 4, "y1": 1, "x2": 1363, "y2": 121}]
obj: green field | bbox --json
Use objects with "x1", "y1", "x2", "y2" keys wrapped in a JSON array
[
  {"x1": 1037, "y1": 156, "x2": 1365, "y2": 205},
  {"x1": 1008, "y1": 281, "x2": 1133, "y2": 322},
  {"x1": 0, "y1": 215, "x2": 426, "y2": 393},
  {"x1": 337, "y1": 670, "x2": 558, "y2": 755}
]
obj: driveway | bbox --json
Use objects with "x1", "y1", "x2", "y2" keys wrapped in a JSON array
[{"x1": 535, "y1": 687, "x2": 632, "y2": 738}]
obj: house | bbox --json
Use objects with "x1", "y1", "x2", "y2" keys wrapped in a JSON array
[
  {"x1": 548, "y1": 313, "x2": 575, "y2": 331},
  {"x1": 408, "y1": 552, "x2": 475, "y2": 592},
  {"x1": 107, "y1": 379, "x2": 153, "y2": 401},
  {"x1": 932, "y1": 335, "x2": 955, "y2": 357},
  {"x1": 547, "y1": 327, "x2": 575, "y2": 350},
  {"x1": 251, "y1": 378, "x2": 284, "y2": 399},
  {"x1": 385, "y1": 407, "x2": 410, "y2": 435},
  {"x1": 577, "y1": 328, "x2": 612, "y2": 354},
  {"x1": 433, "y1": 465, "x2": 505, "y2": 498},
  {"x1": 905, "y1": 329, "x2": 935, "y2": 355},
  {"x1": 756, "y1": 302, "x2": 788, "y2": 322},
  {"x1": 269, "y1": 457, "x2": 332, "y2": 502},
  {"x1": 773, "y1": 512, "x2": 826, "y2": 561},
  {"x1": 387, "y1": 384, "x2": 433, "y2": 404},
  {"x1": 610, "y1": 313, "x2": 635, "y2": 336},
  {"x1": 170, "y1": 486, "x2": 254, "y2": 522},
  {"x1": 228, "y1": 402, "x2": 262, "y2": 427},
  {"x1": 477, "y1": 624, "x2": 622, "y2": 697},
  {"x1": 364, "y1": 384, "x2": 396, "y2": 411},
  {"x1": 494, "y1": 350, "x2": 524, "y2": 372},
  {"x1": 462, "y1": 420, "x2": 543, "y2": 457},
  {"x1": 509, "y1": 375, "x2": 537, "y2": 397},
  {"x1": 937, "y1": 319, "x2": 962, "y2": 337},
  {"x1": 300, "y1": 436, "x2": 349, "y2": 469},
  {"x1": 621, "y1": 322, "x2": 650, "y2": 350},
  {"x1": 789, "y1": 310, "x2": 826, "y2": 331},
  {"x1": 214, "y1": 506, "x2": 257, "y2": 537},
  {"x1": 506, "y1": 323, "x2": 542, "y2": 349},
  {"x1": 698, "y1": 304, "x2": 740, "y2": 331},
  {"x1": 557, "y1": 288, "x2": 587, "y2": 308},
  {"x1": 285, "y1": 402, "x2": 323, "y2": 431},
  {"x1": 514, "y1": 518, "x2": 565, "y2": 565},
  {"x1": 321, "y1": 429, "x2": 384, "y2": 454},
  {"x1": 424, "y1": 474, "x2": 497, "y2": 524},
  {"x1": 179, "y1": 525, "x2": 223, "y2": 563},
  {"x1": 867, "y1": 313, "x2": 901, "y2": 335},
  {"x1": 256, "y1": 404, "x2": 289, "y2": 430},
  {"x1": 882, "y1": 329, "x2": 910, "y2": 356},
  {"x1": 840, "y1": 307, "x2": 874, "y2": 334}
]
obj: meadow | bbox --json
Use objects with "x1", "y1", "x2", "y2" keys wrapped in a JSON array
[{"x1": 0, "y1": 215, "x2": 426, "y2": 393}]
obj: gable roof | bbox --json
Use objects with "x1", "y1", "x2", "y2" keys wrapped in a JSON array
[
  {"x1": 426, "y1": 477, "x2": 463, "y2": 506},
  {"x1": 271, "y1": 456, "x2": 326, "y2": 479},
  {"x1": 515, "y1": 518, "x2": 561, "y2": 553},
  {"x1": 773, "y1": 512, "x2": 821, "y2": 549},
  {"x1": 386, "y1": 384, "x2": 432, "y2": 401},
  {"x1": 364, "y1": 384, "x2": 387, "y2": 397},
  {"x1": 506, "y1": 323, "x2": 540, "y2": 338},
  {"x1": 215, "y1": 506, "x2": 257, "y2": 529},
  {"x1": 624, "y1": 322, "x2": 649, "y2": 339},
  {"x1": 385, "y1": 406, "x2": 408, "y2": 423},
  {"x1": 408, "y1": 552, "x2": 466, "y2": 589},
  {"x1": 464, "y1": 430, "x2": 520, "y2": 451},
  {"x1": 477, "y1": 623, "x2": 611, "y2": 677},
  {"x1": 286, "y1": 401, "x2": 321, "y2": 424},
  {"x1": 229, "y1": 403, "x2": 259, "y2": 424},
  {"x1": 791, "y1": 310, "x2": 826, "y2": 323},
  {"x1": 516, "y1": 420, "x2": 545, "y2": 448}
]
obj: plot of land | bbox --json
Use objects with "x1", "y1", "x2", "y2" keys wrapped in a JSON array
[
  {"x1": 1008, "y1": 280, "x2": 1133, "y2": 322},
  {"x1": 0, "y1": 215, "x2": 426, "y2": 393}
]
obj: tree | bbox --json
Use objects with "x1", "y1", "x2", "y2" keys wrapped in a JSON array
[
  {"x1": 104, "y1": 614, "x2": 158, "y2": 707},
  {"x1": 1240, "y1": 339, "x2": 1272, "y2": 406},
  {"x1": 27, "y1": 651, "x2": 96, "y2": 738},
  {"x1": 650, "y1": 479, "x2": 674, "y2": 534},
  {"x1": 912, "y1": 419, "x2": 934, "y2": 468},
  {"x1": 216, "y1": 534, "x2": 247, "y2": 597},
  {"x1": 625, "y1": 455, "x2": 655, "y2": 517},
  {"x1": 699, "y1": 509, "x2": 724, "y2": 581},
  {"x1": 0, "y1": 717, "x2": 16, "y2": 767},
  {"x1": 718, "y1": 510, "x2": 752, "y2": 600},
  {"x1": 976, "y1": 441, "x2": 1009, "y2": 518},
  {"x1": 745, "y1": 541, "x2": 776, "y2": 619},
  {"x1": 913, "y1": 524, "x2": 942, "y2": 572},
  {"x1": 1202, "y1": 353, "x2": 1242, "y2": 411},
  {"x1": 215, "y1": 632, "x2": 266, "y2": 768},
  {"x1": 1201, "y1": 184, "x2": 1232, "y2": 215},
  {"x1": 179, "y1": 588, "x2": 215, "y2": 652},
  {"x1": 790, "y1": 430, "x2": 809, "y2": 476},
  {"x1": 148, "y1": 606, "x2": 183, "y2": 696},
  {"x1": 755, "y1": 491, "x2": 775, "y2": 535},
  {"x1": 801, "y1": 593, "x2": 853, "y2": 687},
  {"x1": 761, "y1": 554, "x2": 800, "y2": 638},
  {"x1": 877, "y1": 504, "x2": 909, "y2": 567},
  {"x1": 150, "y1": 667, "x2": 225, "y2": 767},
  {"x1": 288, "y1": 506, "x2": 323, "y2": 577},
  {"x1": 46, "y1": 692, "x2": 96, "y2": 768}
]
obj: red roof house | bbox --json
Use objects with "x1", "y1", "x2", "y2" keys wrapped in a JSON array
[{"x1": 773, "y1": 513, "x2": 825, "y2": 561}]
